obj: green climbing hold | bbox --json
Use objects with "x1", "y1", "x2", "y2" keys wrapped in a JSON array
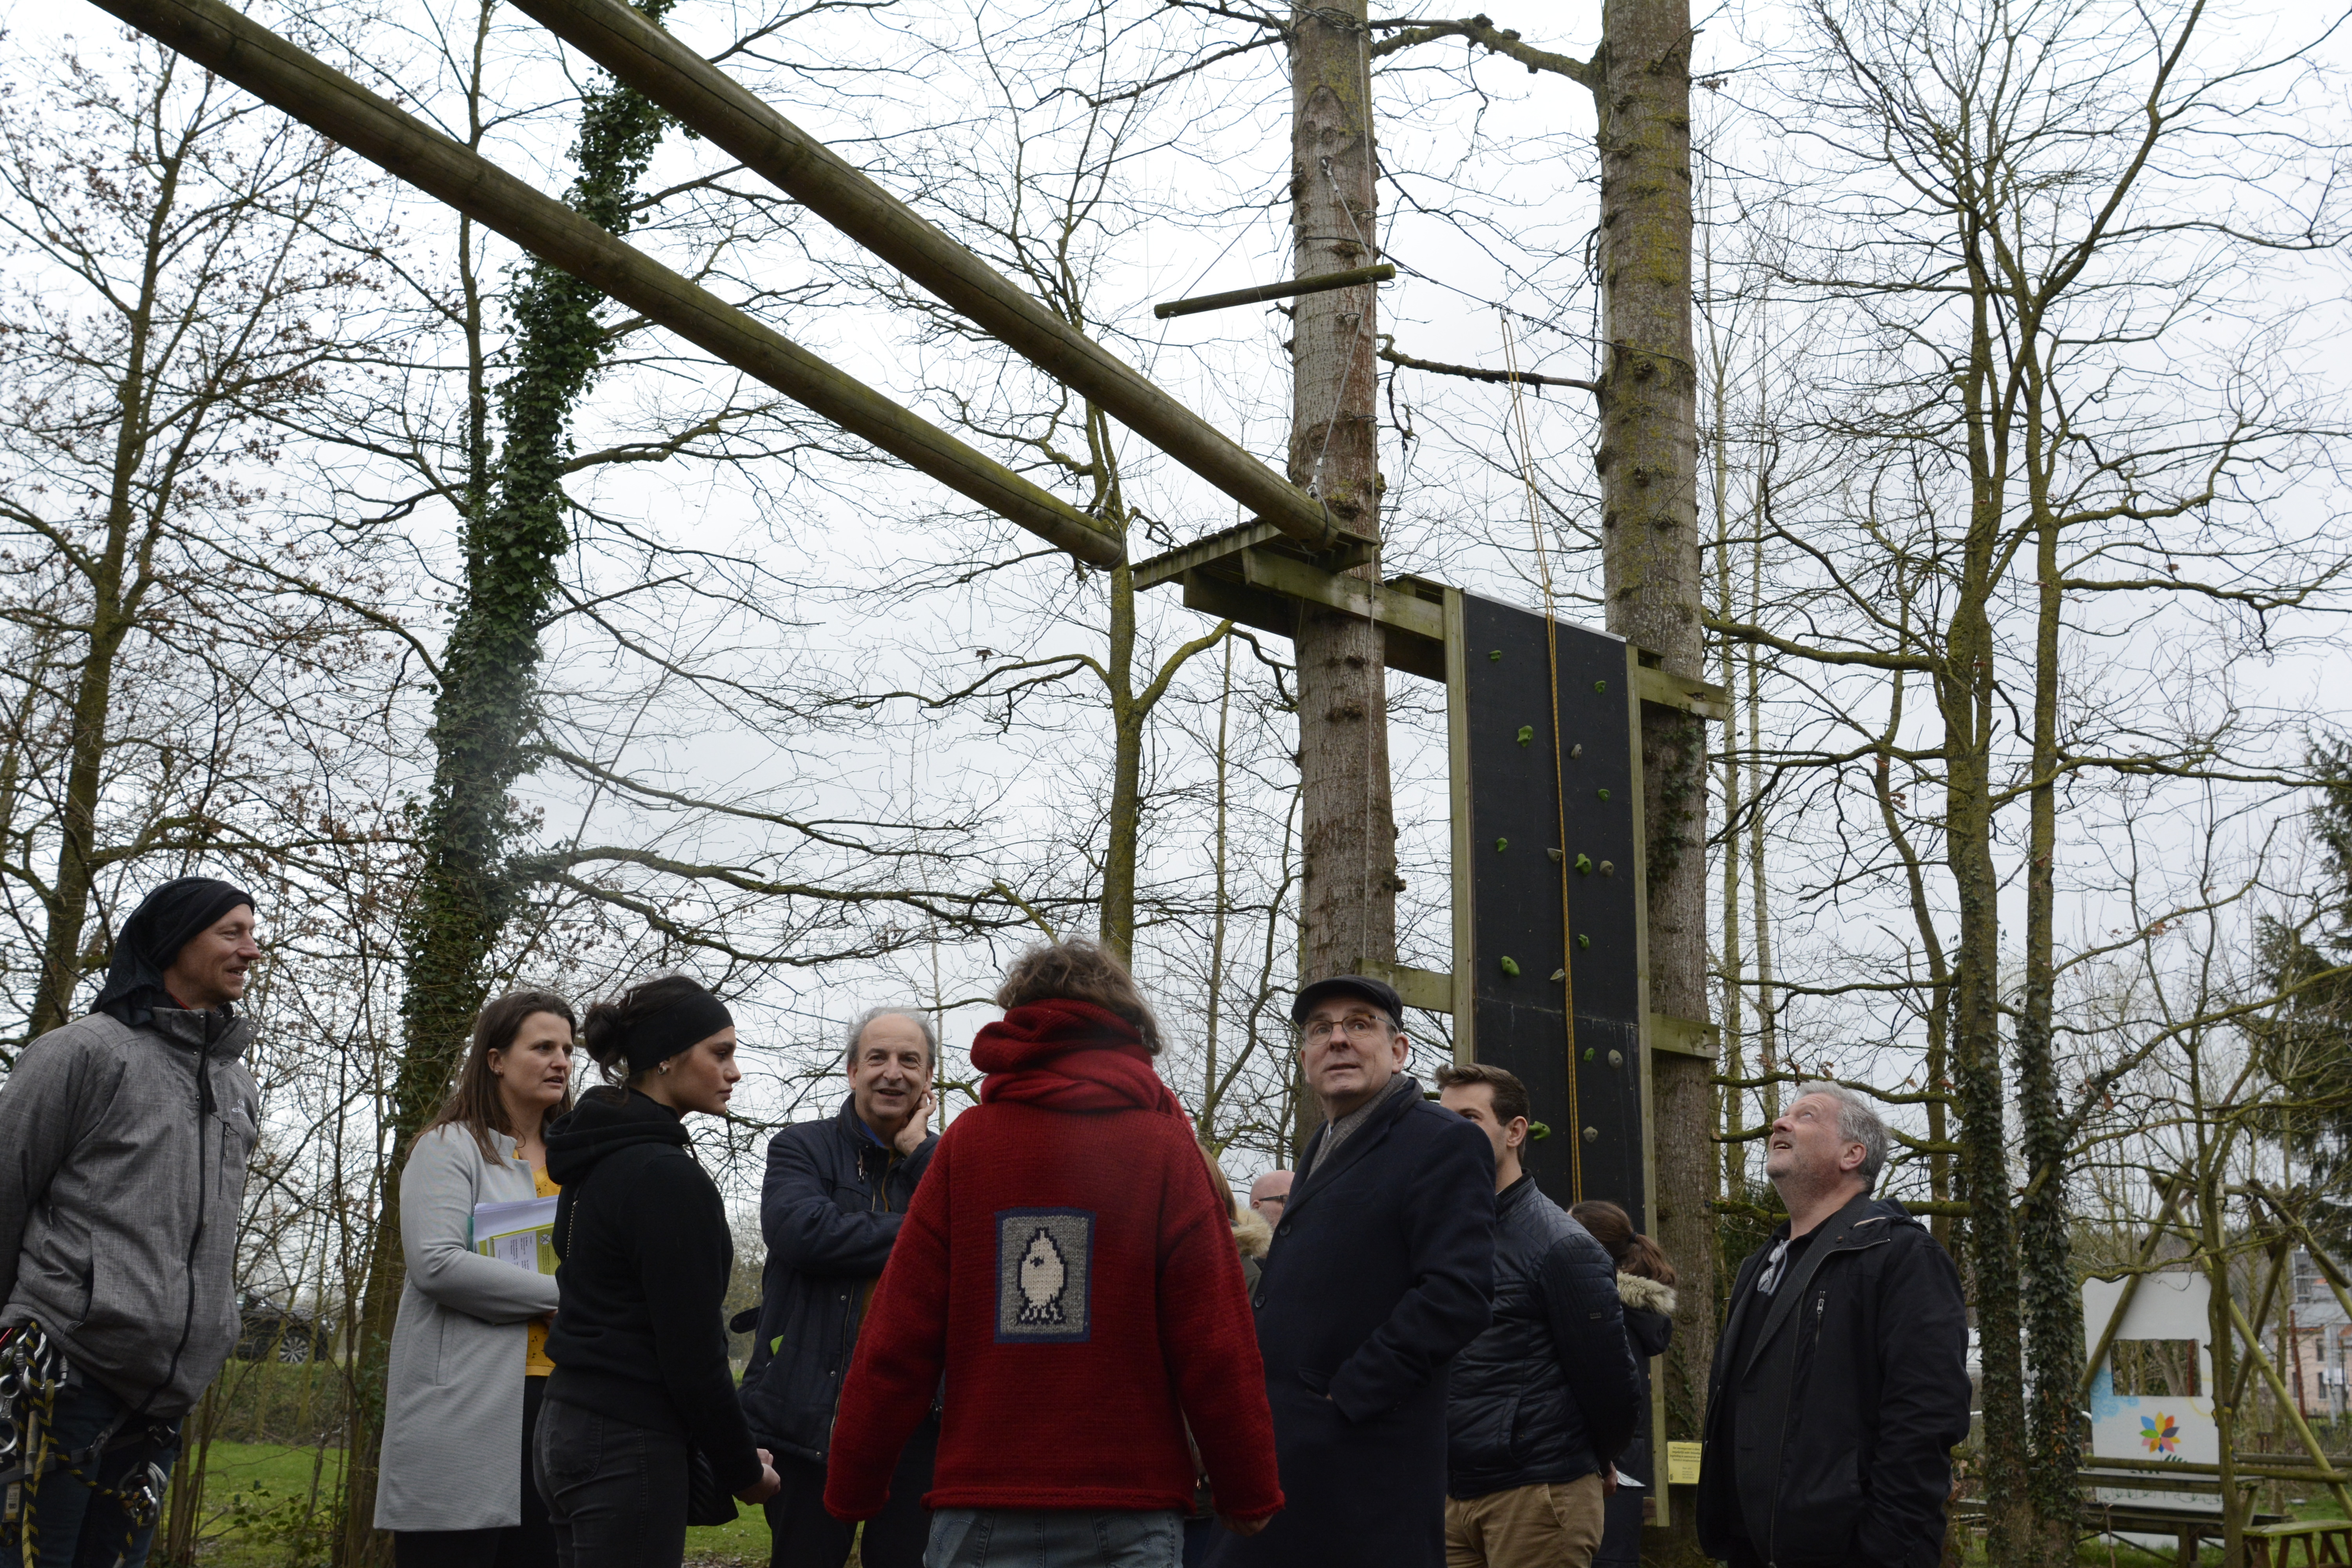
[
  {"x1": 1495, "y1": 837, "x2": 1509, "y2": 852},
  {"x1": 1594, "y1": 679, "x2": 1608, "y2": 693},
  {"x1": 1499, "y1": 955, "x2": 1521, "y2": 977},
  {"x1": 1516, "y1": 725, "x2": 1534, "y2": 746},
  {"x1": 1597, "y1": 788, "x2": 1610, "y2": 801},
  {"x1": 1573, "y1": 853, "x2": 1593, "y2": 874},
  {"x1": 1577, "y1": 933, "x2": 1591, "y2": 949},
  {"x1": 1490, "y1": 649, "x2": 1503, "y2": 661},
  {"x1": 1583, "y1": 1048, "x2": 1595, "y2": 1063}
]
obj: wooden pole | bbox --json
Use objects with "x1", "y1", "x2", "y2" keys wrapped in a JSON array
[
  {"x1": 84, "y1": 0, "x2": 1125, "y2": 567},
  {"x1": 503, "y1": 0, "x2": 1361, "y2": 553},
  {"x1": 1287, "y1": 0, "x2": 1397, "y2": 1063},
  {"x1": 1154, "y1": 265, "x2": 1395, "y2": 320}
]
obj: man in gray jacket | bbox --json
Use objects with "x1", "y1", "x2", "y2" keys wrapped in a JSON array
[{"x1": 1, "y1": 877, "x2": 263, "y2": 1568}]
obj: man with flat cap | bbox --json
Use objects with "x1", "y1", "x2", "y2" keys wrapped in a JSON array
[
  {"x1": 1206, "y1": 975, "x2": 1497, "y2": 1568},
  {"x1": 0, "y1": 876, "x2": 263, "y2": 1568}
]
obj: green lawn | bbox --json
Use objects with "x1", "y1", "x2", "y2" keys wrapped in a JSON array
[{"x1": 163, "y1": 1442, "x2": 769, "y2": 1565}]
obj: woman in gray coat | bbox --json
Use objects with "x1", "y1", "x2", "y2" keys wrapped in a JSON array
[{"x1": 376, "y1": 991, "x2": 577, "y2": 1568}]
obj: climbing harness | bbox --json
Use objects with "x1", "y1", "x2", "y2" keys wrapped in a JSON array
[{"x1": 0, "y1": 1323, "x2": 174, "y2": 1563}]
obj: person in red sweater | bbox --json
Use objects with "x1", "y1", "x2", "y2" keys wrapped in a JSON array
[{"x1": 824, "y1": 940, "x2": 1282, "y2": 1567}]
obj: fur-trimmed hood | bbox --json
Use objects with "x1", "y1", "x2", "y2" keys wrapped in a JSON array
[
  {"x1": 1617, "y1": 1271, "x2": 1677, "y2": 1316},
  {"x1": 1232, "y1": 1204, "x2": 1273, "y2": 1259}
]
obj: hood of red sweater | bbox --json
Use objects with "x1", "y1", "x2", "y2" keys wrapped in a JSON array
[{"x1": 974, "y1": 999, "x2": 1182, "y2": 1116}]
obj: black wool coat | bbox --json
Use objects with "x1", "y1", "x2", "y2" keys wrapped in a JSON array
[
  {"x1": 737, "y1": 1095, "x2": 936, "y2": 1465},
  {"x1": 1696, "y1": 1192, "x2": 1971, "y2": 1568},
  {"x1": 1206, "y1": 1076, "x2": 1496, "y2": 1568}
]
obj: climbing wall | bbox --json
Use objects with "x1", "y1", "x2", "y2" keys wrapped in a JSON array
[{"x1": 1452, "y1": 591, "x2": 1647, "y2": 1228}]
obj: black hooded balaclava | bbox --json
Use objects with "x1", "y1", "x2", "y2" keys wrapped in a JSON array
[{"x1": 90, "y1": 876, "x2": 257, "y2": 1025}]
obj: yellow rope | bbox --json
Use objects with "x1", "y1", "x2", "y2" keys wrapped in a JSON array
[{"x1": 1502, "y1": 314, "x2": 1582, "y2": 1200}]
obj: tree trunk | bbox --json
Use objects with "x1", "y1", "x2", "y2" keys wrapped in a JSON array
[
  {"x1": 2016, "y1": 416, "x2": 2080, "y2": 1564},
  {"x1": 1945, "y1": 236, "x2": 2030, "y2": 1565},
  {"x1": 338, "y1": 18, "x2": 674, "y2": 1556},
  {"x1": 27, "y1": 147, "x2": 174, "y2": 1036},
  {"x1": 1593, "y1": 0, "x2": 1711, "y2": 1552},
  {"x1": 1289, "y1": 0, "x2": 1396, "y2": 994},
  {"x1": 1101, "y1": 558, "x2": 1142, "y2": 958}
]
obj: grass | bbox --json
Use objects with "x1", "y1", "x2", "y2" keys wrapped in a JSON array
[{"x1": 160, "y1": 1442, "x2": 771, "y2": 1566}]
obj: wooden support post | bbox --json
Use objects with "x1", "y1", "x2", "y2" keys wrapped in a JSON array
[
  {"x1": 1154, "y1": 264, "x2": 1396, "y2": 319},
  {"x1": 1287, "y1": 0, "x2": 1397, "y2": 1103},
  {"x1": 502, "y1": 0, "x2": 1362, "y2": 553},
  {"x1": 87, "y1": 0, "x2": 1125, "y2": 567}
]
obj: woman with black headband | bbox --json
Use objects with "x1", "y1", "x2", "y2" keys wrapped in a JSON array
[{"x1": 534, "y1": 976, "x2": 781, "y2": 1566}]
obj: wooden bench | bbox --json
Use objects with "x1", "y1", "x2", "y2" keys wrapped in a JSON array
[
  {"x1": 2248, "y1": 1518, "x2": 2352, "y2": 1568},
  {"x1": 2076, "y1": 1496, "x2": 2290, "y2": 1566}
]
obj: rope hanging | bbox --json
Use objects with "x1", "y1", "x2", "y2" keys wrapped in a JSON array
[{"x1": 1502, "y1": 314, "x2": 1582, "y2": 1202}]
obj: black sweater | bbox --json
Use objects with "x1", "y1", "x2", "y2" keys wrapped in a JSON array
[{"x1": 544, "y1": 1089, "x2": 761, "y2": 1493}]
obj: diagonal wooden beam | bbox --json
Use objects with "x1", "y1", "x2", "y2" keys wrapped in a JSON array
[
  {"x1": 86, "y1": 0, "x2": 1125, "y2": 567},
  {"x1": 505, "y1": 0, "x2": 1366, "y2": 554}
]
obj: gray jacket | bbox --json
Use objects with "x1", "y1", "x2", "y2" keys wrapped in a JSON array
[
  {"x1": 374, "y1": 1125, "x2": 561, "y2": 1532},
  {"x1": 0, "y1": 1007, "x2": 260, "y2": 1417}
]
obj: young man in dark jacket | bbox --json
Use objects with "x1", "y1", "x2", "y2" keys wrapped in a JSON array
[
  {"x1": 1697, "y1": 1083, "x2": 1971, "y2": 1568},
  {"x1": 739, "y1": 1008, "x2": 939, "y2": 1568},
  {"x1": 1437, "y1": 1064, "x2": 1642, "y2": 1568},
  {"x1": 0, "y1": 877, "x2": 263, "y2": 1568},
  {"x1": 1207, "y1": 976, "x2": 1496, "y2": 1568},
  {"x1": 825, "y1": 941, "x2": 1281, "y2": 1566}
]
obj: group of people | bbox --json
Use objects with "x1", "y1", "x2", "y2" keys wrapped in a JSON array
[{"x1": 0, "y1": 875, "x2": 1973, "y2": 1568}]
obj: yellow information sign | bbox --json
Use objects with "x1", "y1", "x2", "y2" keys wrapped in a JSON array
[{"x1": 1666, "y1": 1441, "x2": 1704, "y2": 1486}]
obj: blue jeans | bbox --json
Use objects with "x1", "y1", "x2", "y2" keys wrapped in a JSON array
[
  {"x1": 2, "y1": 1375, "x2": 180, "y2": 1568},
  {"x1": 926, "y1": 1508, "x2": 1182, "y2": 1568}
]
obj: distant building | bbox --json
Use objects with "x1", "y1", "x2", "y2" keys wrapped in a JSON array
[{"x1": 2282, "y1": 1249, "x2": 2352, "y2": 1420}]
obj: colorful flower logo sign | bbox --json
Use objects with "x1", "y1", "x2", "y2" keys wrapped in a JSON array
[{"x1": 2140, "y1": 1413, "x2": 2181, "y2": 1457}]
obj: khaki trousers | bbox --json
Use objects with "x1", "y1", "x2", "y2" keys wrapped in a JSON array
[{"x1": 1444, "y1": 1474, "x2": 1607, "y2": 1568}]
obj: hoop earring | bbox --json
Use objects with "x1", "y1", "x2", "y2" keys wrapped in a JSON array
[{"x1": 659, "y1": 1062, "x2": 670, "y2": 1073}]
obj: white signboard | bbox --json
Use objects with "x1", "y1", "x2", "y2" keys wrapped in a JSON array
[{"x1": 2082, "y1": 1269, "x2": 2218, "y2": 1521}]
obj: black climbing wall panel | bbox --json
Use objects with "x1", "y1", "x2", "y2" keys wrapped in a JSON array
[{"x1": 1455, "y1": 592, "x2": 1645, "y2": 1232}]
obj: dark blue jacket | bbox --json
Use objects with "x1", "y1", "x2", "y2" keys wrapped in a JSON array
[
  {"x1": 1697, "y1": 1194, "x2": 1970, "y2": 1568},
  {"x1": 1207, "y1": 1076, "x2": 1495, "y2": 1568},
  {"x1": 1445, "y1": 1174, "x2": 1643, "y2": 1499},
  {"x1": 736, "y1": 1096, "x2": 935, "y2": 1464}
]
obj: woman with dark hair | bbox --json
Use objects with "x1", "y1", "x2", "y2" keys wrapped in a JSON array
[
  {"x1": 534, "y1": 975, "x2": 780, "y2": 1568},
  {"x1": 376, "y1": 990, "x2": 579, "y2": 1568},
  {"x1": 1569, "y1": 1200, "x2": 1679, "y2": 1568}
]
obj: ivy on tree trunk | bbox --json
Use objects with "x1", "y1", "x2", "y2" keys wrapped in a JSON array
[{"x1": 339, "y1": 13, "x2": 674, "y2": 1557}]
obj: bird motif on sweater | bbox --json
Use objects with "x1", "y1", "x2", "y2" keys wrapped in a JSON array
[{"x1": 1017, "y1": 1228, "x2": 1068, "y2": 1324}]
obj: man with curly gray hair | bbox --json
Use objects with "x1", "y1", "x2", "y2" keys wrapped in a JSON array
[{"x1": 1695, "y1": 1082, "x2": 1970, "y2": 1568}]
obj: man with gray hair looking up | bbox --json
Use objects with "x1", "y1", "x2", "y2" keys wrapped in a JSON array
[
  {"x1": 1695, "y1": 1083, "x2": 1969, "y2": 1568},
  {"x1": 739, "y1": 1009, "x2": 939, "y2": 1568}
]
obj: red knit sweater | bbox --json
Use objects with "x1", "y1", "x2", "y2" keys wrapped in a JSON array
[{"x1": 824, "y1": 1000, "x2": 1283, "y2": 1522}]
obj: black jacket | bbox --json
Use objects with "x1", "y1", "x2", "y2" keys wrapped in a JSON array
[
  {"x1": 1446, "y1": 1175, "x2": 1643, "y2": 1499},
  {"x1": 543, "y1": 1089, "x2": 762, "y2": 1494},
  {"x1": 737, "y1": 1096, "x2": 936, "y2": 1463},
  {"x1": 1206, "y1": 1077, "x2": 1495, "y2": 1568},
  {"x1": 1696, "y1": 1193, "x2": 1970, "y2": 1568}
]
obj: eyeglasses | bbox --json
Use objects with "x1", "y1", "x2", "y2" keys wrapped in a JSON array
[{"x1": 1301, "y1": 1014, "x2": 1395, "y2": 1043}]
